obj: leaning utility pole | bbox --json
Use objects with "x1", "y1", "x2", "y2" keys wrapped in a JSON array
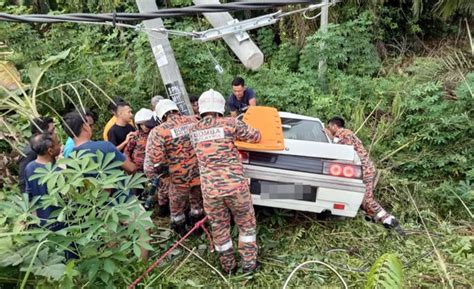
[
  {"x1": 318, "y1": 0, "x2": 329, "y2": 91},
  {"x1": 136, "y1": 0, "x2": 193, "y2": 115},
  {"x1": 192, "y1": 0, "x2": 264, "y2": 71}
]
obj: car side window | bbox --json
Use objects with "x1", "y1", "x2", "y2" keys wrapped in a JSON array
[{"x1": 281, "y1": 118, "x2": 329, "y2": 143}]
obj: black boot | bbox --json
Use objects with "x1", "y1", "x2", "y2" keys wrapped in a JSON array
[
  {"x1": 171, "y1": 222, "x2": 188, "y2": 237},
  {"x1": 383, "y1": 217, "x2": 406, "y2": 237},
  {"x1": 157, "y1": 203, "x2": 170, "y2": 217},
  {"x1": 242, "y1": 262, "x2": 260, "y2": 274},
  {"x1": 171, "y1": 222, "x2": 187, "y2": 237}
]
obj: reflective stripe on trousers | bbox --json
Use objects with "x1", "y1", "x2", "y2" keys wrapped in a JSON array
[
  {"x1": 239, "y1": 234, "x2": 256, "y2": 243},
  {"x1": 215, "y1": 240, "x2": 233, "y2": 252},
  {"x1": 376, "y1": 209, "x2": 388, "y2": 221},
  {"x1": 171, "y1": 213, "x2": 185, "y2": 223}
]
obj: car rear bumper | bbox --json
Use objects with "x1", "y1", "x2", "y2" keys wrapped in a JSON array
[
  {"x1": 244, "y1": 165, "x2": 365, "y2": 217},
  {"x1": 245, "y1": 165, "x2": 365, "y2": 192}
]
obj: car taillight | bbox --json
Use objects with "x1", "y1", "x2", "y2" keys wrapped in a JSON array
[
  {"x1": 333, "y1": 203, "x2": 345, "y2": 210},
  {"x1": 323, "y1": 162, "x2": 362, "y2": 179},
  {"x1": 238, "y1": 151, "x2": 249, "y2": 164}
]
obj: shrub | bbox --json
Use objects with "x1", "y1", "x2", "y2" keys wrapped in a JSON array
[
  {"x1": 299, "y1": 12, "x2": 380, "y2": 77},
  {"x1": 0, "y1": 151, "x2": 153, "y2": 288}
]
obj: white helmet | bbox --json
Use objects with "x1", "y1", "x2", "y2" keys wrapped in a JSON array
[
  {"x1": 134, "y1": 108, "x2": 154, "y2": 124},
  {"x1": 199, "y1": 89, "x2": 225, "y2": 115},
  {"x1": 151, "y1": 95, "x2": 164, "y2": 110},
  {"x1": 155, "y1": 99, "x2": 179, "y2": 121}
]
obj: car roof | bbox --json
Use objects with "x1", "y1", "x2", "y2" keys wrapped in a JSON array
[{"x1": 278, "y1": 111, "x2": 323, "y2": 123}]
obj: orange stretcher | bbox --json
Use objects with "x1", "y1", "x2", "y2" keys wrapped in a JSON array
[{"x1": 235, "y1": 106, "x2": 285, "y2": 151}]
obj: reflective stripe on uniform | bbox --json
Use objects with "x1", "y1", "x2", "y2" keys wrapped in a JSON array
[
  {"x1": 239, "y1": 234, "x2": 256, "y2": 243},
  {"x1": 215, "y1": 240, "x2": 233, "y2": 252},
  {"x1": 376, "y1": 210, "x2": 387, "y2": 220},
  {"x1": 171, "y1": 213, "x2": 186, "y2": 223}
]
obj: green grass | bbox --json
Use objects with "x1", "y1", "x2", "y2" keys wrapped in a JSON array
[{"x1": 133, "y1": 206, "x2": 473, "y2": 288}]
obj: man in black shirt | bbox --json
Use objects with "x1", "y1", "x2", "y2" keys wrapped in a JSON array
[
  {"x1": 107, "y1": 101, "x2": 136, "y2": 152},
  {"x1": 18, "y1": 117, "x2": 56, "y2": 193},
  {"x1": 228, "y1": 77, "x2": 257, "y2": 117}
]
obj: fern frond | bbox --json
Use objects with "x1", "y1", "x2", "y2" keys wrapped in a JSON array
[{"x1": 365, "y1": 253, "x2": 403, "y2": 289}]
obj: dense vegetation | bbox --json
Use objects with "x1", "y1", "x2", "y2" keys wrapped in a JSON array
[{"x1": 0, "y1": 0, "x2": 473, "y2": 288}]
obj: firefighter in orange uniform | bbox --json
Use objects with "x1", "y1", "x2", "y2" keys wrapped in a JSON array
[
  {"x1": 190, "y1": 89, "x2": 261, "y2": 273},
  {"x1": 324, "y1": 116, "x2": 404, "y2": 234},
  {"x1": 144, "y1": 99, "x2": 203, "y2": 235}
]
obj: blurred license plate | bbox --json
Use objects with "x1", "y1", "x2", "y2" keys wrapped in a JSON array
[{"x1": 259, "y1": 182, "x2": 315, "y2": 201}]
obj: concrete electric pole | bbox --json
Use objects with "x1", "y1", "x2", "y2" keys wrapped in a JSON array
[
  {"x1": 318, "y1": 0, "x2": 329, "y2": 91},
  {"x1": 192, "y1": 0, "x2": 264, "y2": 71},
  {"x1": 136, "y1": 0, "x2": 194, "y2": 115}
]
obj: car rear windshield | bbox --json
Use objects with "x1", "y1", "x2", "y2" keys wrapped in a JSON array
[{"x1": 281, "y1": 118, "x2": 329, "y2": 143}]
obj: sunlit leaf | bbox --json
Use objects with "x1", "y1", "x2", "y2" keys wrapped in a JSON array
[
  {"x1": 34, "y1": 263, "x2": 66, "y2": 281},
  {"x1": 132, "y1": 243, "x2": 141, "y2": 258},
  {"x1": 103, "y1": 258, "x2": 116, "y2": 275}
]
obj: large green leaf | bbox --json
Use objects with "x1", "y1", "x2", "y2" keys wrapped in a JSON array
[
  {"x1": 26, "y1": 62, "x2": 42, "y2": 91},
  {"x1": 0, "y1": 236, "x2": 12, "y2": 251},
  {"x1": 27, "y1": 49, "x2": 70, "y2": 86},
  {"x1": 103, "y1": 258, "x2": 116, "y2": 275},
  {"x1": 0, "y1": 250, "x2": 23, "y2": 266},
  {"x1": 34, "y1": 263, "x2": 66, "y2": 281},
  {"x1": 41, "y1": 49, "x2": 71, "y2": 65}
]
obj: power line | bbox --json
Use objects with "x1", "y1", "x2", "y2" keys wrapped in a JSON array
[
  {"x1": 0, "y1": 1, "x2": 317, "y2": 24},
  {"x1": 37, "y1": 1, "x2": 334, "y2": 42}
]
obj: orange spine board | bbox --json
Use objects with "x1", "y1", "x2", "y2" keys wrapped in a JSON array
[{"x1": 235, "y1": 106, "x2": 285, "y2": 151}]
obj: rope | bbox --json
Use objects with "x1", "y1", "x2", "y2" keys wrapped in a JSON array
[
  {"x1": 282, "y1": 260, "x2": 348, "y2": 289},
  {"x1": 127, "y1": 216, "x2": 212, "y2": 289}
]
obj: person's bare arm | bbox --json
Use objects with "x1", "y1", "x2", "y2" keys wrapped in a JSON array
[
  {"x1": 116, "y1": 132, "x2": 133, "y2": 151},
  {"x1": 121, "y1": 158, "x2": 137, "y2": 174},
  {"x1": 323, "y1": 128, "x2": 334, "y2": 141},
  {"x1": 248, "y1": 98, "x2": 257, "y2": 106},
  {"x1": 124, "y1": 134, "x2": 137, "y2": 161}
]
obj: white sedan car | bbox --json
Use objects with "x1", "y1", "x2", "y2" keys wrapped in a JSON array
[{"x1": 239, "y1": 112, "x2": 365, "y2": 218}]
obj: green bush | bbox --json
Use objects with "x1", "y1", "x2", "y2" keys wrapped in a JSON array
[
  {"x1": 0, "y1": 151, "x2": 153, "y2": 288},
  {"x1": 244, "y1": 66, "x2": 317, "y2": 114},
  {"x1": 299, "y1": 12, "x2": 380, "y2": 77},
  {"x1": 271, "y1": 41, "x2": 300, "y2": 72}
]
